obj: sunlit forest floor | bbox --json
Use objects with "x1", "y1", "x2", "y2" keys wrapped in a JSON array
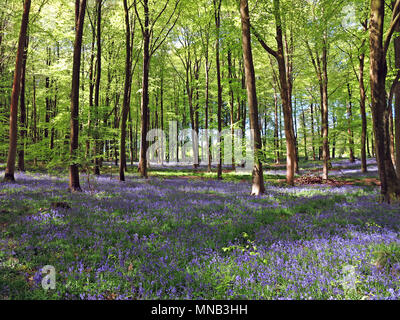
[{"x1": 1, "y1": 158, "x2": 400, "y2": 300}]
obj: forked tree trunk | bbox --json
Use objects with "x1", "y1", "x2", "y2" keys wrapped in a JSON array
[
  {"x1": 251, "y1": 0, "x2": 296, "y2": 185},
  {"x1": 4, "y1": 0, "x2": 31, "y2": 182},
  {"x1": 369, "y1": 0, "x2": 400, "y2": 202},
  {"x1": 240, "y1": 0, "x2": 265, "y2": 195}
]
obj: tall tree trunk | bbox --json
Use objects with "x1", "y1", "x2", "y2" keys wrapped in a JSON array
[
  {"x1": 284, "y1": 27, "x2": 298, "y2": 173},
  {"x1": 369, "y1": 0, "x2": 400, "y2": 201},
  {"x1": 93, "y1": 0, "x2": 102, "y2": 175},
  {"x1": 240, "y1": 0, "x2": 265, "y2": 195},
  {"x1": 18, "y1": 35, "x2": 29, "y2": 172},
  {"x1": 359, "y1": 40, "x2": 368, "y2": 172},
  {"x1": 331, "y1": 113, "x2": 336, "y2": 159},
  {"x1": 274, "y1": 0, "x2": 296, "y2": 185},
  {"x1": 273, "y1": 86, "x2": 280, "y2": 164},
  {"x1": 4, "y1": 0, "x2": 31, "y2": 182},
  {"x1": 395, "y1": 17, "x2": 400, "y2": 177},
  {"x1": 205, "y1": 47, "x2": 212, "y2": 172},
  {"x1": 252, "y1": 0, "x2": 296, "y2": 185},
  {"x1": 160, "y1": 68, "x2": 164, "y2": 165},
  {"x1": 214, "y1": 0, "x2": 223, "y2": 180},
  {"x1": 302, "y1": 109, "x2": 308, "y2": 161},
  {"x1": 45, "y1": 47, "x2": 51, "y2": 139},
  {"x1": 68, "y1": 0, "x2": 86, "y2": 191},
  {"x1": 139, "y1": 0, "x2": 150, "y2": 179},
  {"x1": 321, "y1": 32, "x2": 330, "y2": 180},
  {"x1": 228, "y1": 48, "x2": 236, "y2": 169},
  {"x1": 310, "y1": 103, "x2": 316, "y2": 161},
  {"x1": 86, "y1": 14, "x2": 95, "y2": 159},
  {"x1": 347, "y1": 83, "x2": 355, "y2": 163},
  {"x1": 120, "y1": 0, "x2": 132, "y2": 181}
]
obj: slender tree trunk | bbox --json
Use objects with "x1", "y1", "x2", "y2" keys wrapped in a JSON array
[
  {"x1": 18, "y1": 35, "x2": 29, "y2": 172},
  {"x1": 240, "y1": 0, "x2": 265, "y2": 195},
  {"x1": 273, "y1": 86, "x2": 280, "y2": 164},
  {"x1": 205, "y1": 49, "x2": 212, "y2": 172},
  {"x1": 331, "y1": 113, "x2": 336, "y2": 159},
  {"x1": 359, "y1": 45, "x2": 368, "y2": 172},
  {"x1": 93, "y1": 0, "x2": 102, "y2": 175},
  {"x1": 347, "y1": 83, "x2": 355, "y2": 163},
  {"x1": 310, "y1": 103, "x2": 316, "y2": 161},
  {"x1": 120, "y1": 0, "x2": 132, "y2": 181},
  {"x1": 139, "y1": 1, "x2": 150, "y2": 179},
  {"x1": 321, "y1": 32, "x2": 330, "y2": 180},
  {"x1": 390, "y1": 104, "x2": 396, "y2": 166},
  {"x1": 69, "y1": 0, "x2": 87, "y2": 191},
  {"x1": 86, "y1": 15, "x2": 95, "y2": 159},
  {"x1": 285, "y1": 28, "x2": 298, "y2": 173},
  {"x1": 45, "y1": 47, "x2": 51, "y2": 139},
  {"x1": 302, "y1": 109, "x2": 308, "y2": 161},
  {"x1": 228, "y1": 48, "x2": 236, "y2": 169},
  {"x1": 160, "y1": 68, "x2": 164, "y2": 165},
  {"x1": 214, "y1": 0, "x2": 223, "y2": 180},
  {"x1": 274, "y1": 0, "x2": 296, "y2": 185},
  {"x1": 4, "y1": 0, "x2": 31, "y2": 182}
]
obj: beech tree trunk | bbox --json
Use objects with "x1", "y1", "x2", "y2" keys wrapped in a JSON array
[
  {"x1": 93, "y1": 0, "x2": 102, "y2": 175},
  {"x1": 120, "y1": 0, "x2": 132, "y2": 181},
  {"x1": 18, "y1": 35, "x2": 29, "y2": 172},
  {"x1": 359, "y1": 42, "x2": 368, "y2": 172},
  {"x1": 214, "y1": 0, "x2": 223, "y2": 180},
  {"x1": 310, "y1": 103, "x2": 316, "y2": 161},
  {"x1": 369, "y1": 0, "x2": 400, "y2": 201},
  {"x1": 251, "y1": 0, "x2": 296, "y2": 185},
  {"x1": 69, "y1": 0, "x2": 86, "y2": 192},
  {"x1": 228, "y1": 48, "x2": 236, "y2": 170},
  {"x1": 347, "y1": 83, "x2": 355, "y2": 163},
  {"x1": 321, "y1": 33, "x2": 330, "y2": 180},
  {"x1": 138, "y1": 1, "x2": 150, "y2": 179},
  {"x1": 4, "y1": 0, "x2": 31, "y2": 182},
  {"x1": 240, "y1": 0, "x2": 265, "y2": 195},
  {"x1": 394, "y1": 9, "x2": 400, "y2": 177}
]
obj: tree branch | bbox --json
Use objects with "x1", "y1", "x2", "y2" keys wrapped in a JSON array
[{"x1": 250, "y1": 24, "x2": 278, "y2": 58}]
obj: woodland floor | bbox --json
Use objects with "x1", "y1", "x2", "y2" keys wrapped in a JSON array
[{"x1": 0, "y1": 158, "x2": 400, "y2": 300}]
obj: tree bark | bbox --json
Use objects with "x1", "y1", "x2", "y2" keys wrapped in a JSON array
[
  {"x1": 69, "y1": 0, "x2": 86, "y2": 192},
  {"x1": 240, "y1": 0, "x2": 265, "y2": 195},
  {"x1": 138, "y1": 0, "x2": 150, "y2": 178},
  {"x1": 214, "y1": 0, "x2": 223, "y2": 180},
  {"x1": 18, "y1": 35, "x2": 29, "y2": 172},
  {"x1": 347, "y1": 83, "x2": 355, "y2": 163},
  {"x1": 394, "y1": 10, "x2": 400, "y2": 177},
  {"x1": 369, "y1": 0, "x2": 400, "y2": 201},
  {"x1": 4, "y1": 0, "x2": 31, "y2": 182},
  {"x1": 93, "y1": 0, "x2": 102, "y2": 175},
  {"x1": 120, "y1": 0, "x2": 133, "y2": 181},
  {"x1": 359, "y1": 41, "x2": 368, "y2": 172}
]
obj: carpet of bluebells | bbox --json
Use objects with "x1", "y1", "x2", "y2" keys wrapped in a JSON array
[{"x1": 1, "y1": 160, "x2": 400, "y2": 300}]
